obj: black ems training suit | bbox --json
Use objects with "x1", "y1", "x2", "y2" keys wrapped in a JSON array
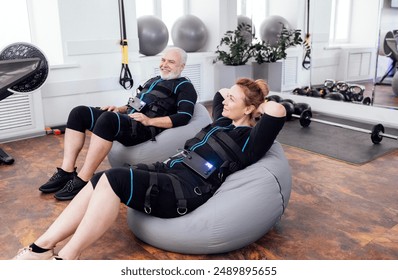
[
  {"x1": 90, "y1": 92, "x2": 286, "y2": 218},
  {"x1": 66, "y1": 76, "x2": 197, "y2": 146}
]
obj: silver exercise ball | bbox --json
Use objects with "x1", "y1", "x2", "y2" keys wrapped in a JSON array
[
  {"x1": 260, "y1": 15, "x2": 291, "y2": 47},
  {"x1": 171, "y1": 15, "x2": 207, "y2": 52},
  {"x1": 392, "y1": 71, "x2": 398, "y2": 97},
  {"x1": 238, "y1": 15, "x2": 255, "y2": 43},
  {"x1": 137, "y1": 15, "x2": 169, "y2": 56}
]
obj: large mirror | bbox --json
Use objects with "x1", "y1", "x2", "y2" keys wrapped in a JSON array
[
  {"x1": 308, "y1": 0, "x2": 398, "y2": 109},
  {"x1": 237, "y1": 0, "x2": 398, "y2": 109},
  {"x1": 373, "y1": 0, "x2": 398, "y2": 108}
]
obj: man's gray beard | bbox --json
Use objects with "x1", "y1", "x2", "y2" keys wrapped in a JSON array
[{"x1": 160, "y1": 71, "x2": 180, "y2": 80}]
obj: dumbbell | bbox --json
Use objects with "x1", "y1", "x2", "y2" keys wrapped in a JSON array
[{"x1": 266, "y1": 95, "x2": 284, "y2": 103}]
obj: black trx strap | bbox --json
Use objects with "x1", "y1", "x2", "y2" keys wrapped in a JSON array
[
  {"x1": 302, "y1": 0, "x2": 311, "y2": 70},
  {"x1": 118, "y1": 0, "x2": 134, "y2": 90}
]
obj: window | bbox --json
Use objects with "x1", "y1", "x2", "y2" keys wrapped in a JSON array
[
  {"x1": 0, "y1": 0, "x2": 63, "y2": 65},
  {"x1": 161, "y1": 0, "x2": 185, "y2": 43},
  {"x1": 0, "y1": 0, "x2": 31, "y2": 48},
  {"x1": 135, "y1": 0, "x2": 187, "y2": 46},
  {"x1": 329, "y1": 0, "x2": 352, "y2": 43},
  {"x1": 135, "y1": 0, "x2": 155, "y2": 17},
  {"x1": 237, "y1": 0, "x2": 267, "y2": 39}
]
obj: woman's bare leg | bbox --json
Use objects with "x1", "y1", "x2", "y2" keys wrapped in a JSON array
[
  {"x1": 57, "y1": 174, "x2": 120, "y2": 259},
  {"x1": 34, "y1": 182, "x2": 95, "y2": 249}
]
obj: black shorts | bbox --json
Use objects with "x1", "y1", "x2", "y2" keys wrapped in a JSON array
[
  {"x1": 90, "y1": 164, "x2": 213, "y2": 218},
  {"x1": 66, "y1": 106, "x2": 152, "y2": 146}
]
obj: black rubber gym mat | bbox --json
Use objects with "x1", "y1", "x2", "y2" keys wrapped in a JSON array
[{"x1": 276, "y1": 113, "x2": 398, "y2": 165}]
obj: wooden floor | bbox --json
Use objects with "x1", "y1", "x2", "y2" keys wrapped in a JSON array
[
  {"x1": 372, "y1": 83, "x2": 398, "y2": 108},
  {"x1": 1, "y1": 122, "x2": 398, "y2": 260},
  {"x1": 364, "y1": 82, "x2": 398, "y2": 109}
]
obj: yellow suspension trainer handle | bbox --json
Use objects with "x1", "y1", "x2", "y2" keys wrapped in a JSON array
[{"x1": 118, "y1": 0, "x2": 134, "y2": 90}]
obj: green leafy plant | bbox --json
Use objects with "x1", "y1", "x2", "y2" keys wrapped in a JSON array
[
  {"x1": 253, "y1": 27, "x2": 303, "y2": 64},
  {"x1": 214, "y1": 22, "x2": 303, "y2": 65},
  {"x1": 214, "y1": 22, "x2": 256, "y2": 66}
]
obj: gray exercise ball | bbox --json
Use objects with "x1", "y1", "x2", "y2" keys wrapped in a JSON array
[
  {"x1": 260, "y1": 15, "x2": 291, "y2": 47},
  {"x1": 137, "y1": 15, "x2": 169, "y2": 56},
  {"x1": 171, "y1": 15, "x2": 207, "y2": 52},
  {"x1": 238, "y1": 15, "x2": 255, "y2": 43},
  {"x1": 392, "y1": 71, "x2": 398, "y2": 97}
]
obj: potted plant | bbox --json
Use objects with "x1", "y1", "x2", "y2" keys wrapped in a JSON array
[
  {"x1": 214, "y1": 22, "x2": 255, "y2": 66},
  {"x1": 213, "y1": 22, "x2": 256, "y2": 89},
  {"x1": 214, "y1": 22, "x2": 302, "y2": 89}
]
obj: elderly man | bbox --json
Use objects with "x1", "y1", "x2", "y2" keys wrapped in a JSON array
[{"x1": 40, "y1": 47, "x2": 197, "y2": 201}]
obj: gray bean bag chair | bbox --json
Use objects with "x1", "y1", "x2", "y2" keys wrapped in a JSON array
[
  {"x1": 127, "y1": 141, "x2": 291, "y2": 254},
  {"x1": 108, "y1": 103, "x2": 292, "y2": 254},
  {"x1": 108, "y1": 103, "x2": 212, "y2": 166}
]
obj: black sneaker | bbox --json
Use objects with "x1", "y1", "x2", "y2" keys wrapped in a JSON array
[
  {"x1": 54, "y1": 175, "x2": 87, "y2": 201},
  {"x1": 39, "y1": 167, "x2": 77, "y2": 193}
]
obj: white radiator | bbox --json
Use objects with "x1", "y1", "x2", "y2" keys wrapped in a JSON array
[
  {"x1": 0, "y1": 92, "x2": 44, "y2": 142},
  {"x1": 0, "y1": 93, "x2": 32, "y2": 130},
  {"x1": 347, "y1": 51, "x2": 372, "y2": 80},
  {"x1": 282, "y1": 56, "x2": 299, "y2": 90}
]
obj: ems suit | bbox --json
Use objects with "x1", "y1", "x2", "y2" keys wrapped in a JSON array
[
  {"x1": 66, "y1": 76, "x2": 197, "y2": 146},
  {"x1": 91, "y1": 92, "x2": 286, "y2": 218}
]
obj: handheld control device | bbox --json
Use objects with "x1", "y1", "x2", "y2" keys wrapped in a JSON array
[
  {"x1": 127, "y1": 96, "x2": 146, "y2": 112},
  {"x1": 182, "y1": 151, "x2": 217, "y2": 179}
]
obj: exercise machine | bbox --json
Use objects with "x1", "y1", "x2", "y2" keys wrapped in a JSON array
[
  {"x1": 0, "y1": 42, "x2": 49, "y2": 164},
  {"x1": 376, "y1": 30, "x2": 398, "y2": 85}
]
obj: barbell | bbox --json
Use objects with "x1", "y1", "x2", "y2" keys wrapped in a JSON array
[{"x1": 292, "y1": 109, "x2": 398, "y2": 144}]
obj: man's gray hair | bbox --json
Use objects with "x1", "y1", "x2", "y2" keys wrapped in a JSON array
[{"x1": 165, "y1": 47, "x2": 187, "y2": 65}]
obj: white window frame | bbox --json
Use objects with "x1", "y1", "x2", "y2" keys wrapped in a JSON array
[
  {"x1": 135, "y1": 0, "x2": 189, "y2": 46},
  {"x1": 237, "y1": 0, "x2": 267, "y2": 39},
  {"x1": 329, "y1": 0, "x2": 353, "y2": 44},
  {"x1": 0, "y1": 0, "x2": 31, "y2": 49},
  {"x1": 0, "y1": 0, "x2": 63, "y2": 65}
]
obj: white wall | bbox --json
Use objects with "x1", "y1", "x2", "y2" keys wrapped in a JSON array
[{"x1": 41, "y1": 0, "x2": 138, "y2": 127}]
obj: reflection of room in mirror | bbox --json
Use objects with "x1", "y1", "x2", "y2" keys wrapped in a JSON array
[
  {"x1": 373, "y1": 1, "x2": 398, "y2": 108},
  {"x1": 305, "y1": 0, "x2": 398, "y2": 109},
  {"x1": 372, "y1": 84, "x2": 398, "y2": 108}
]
